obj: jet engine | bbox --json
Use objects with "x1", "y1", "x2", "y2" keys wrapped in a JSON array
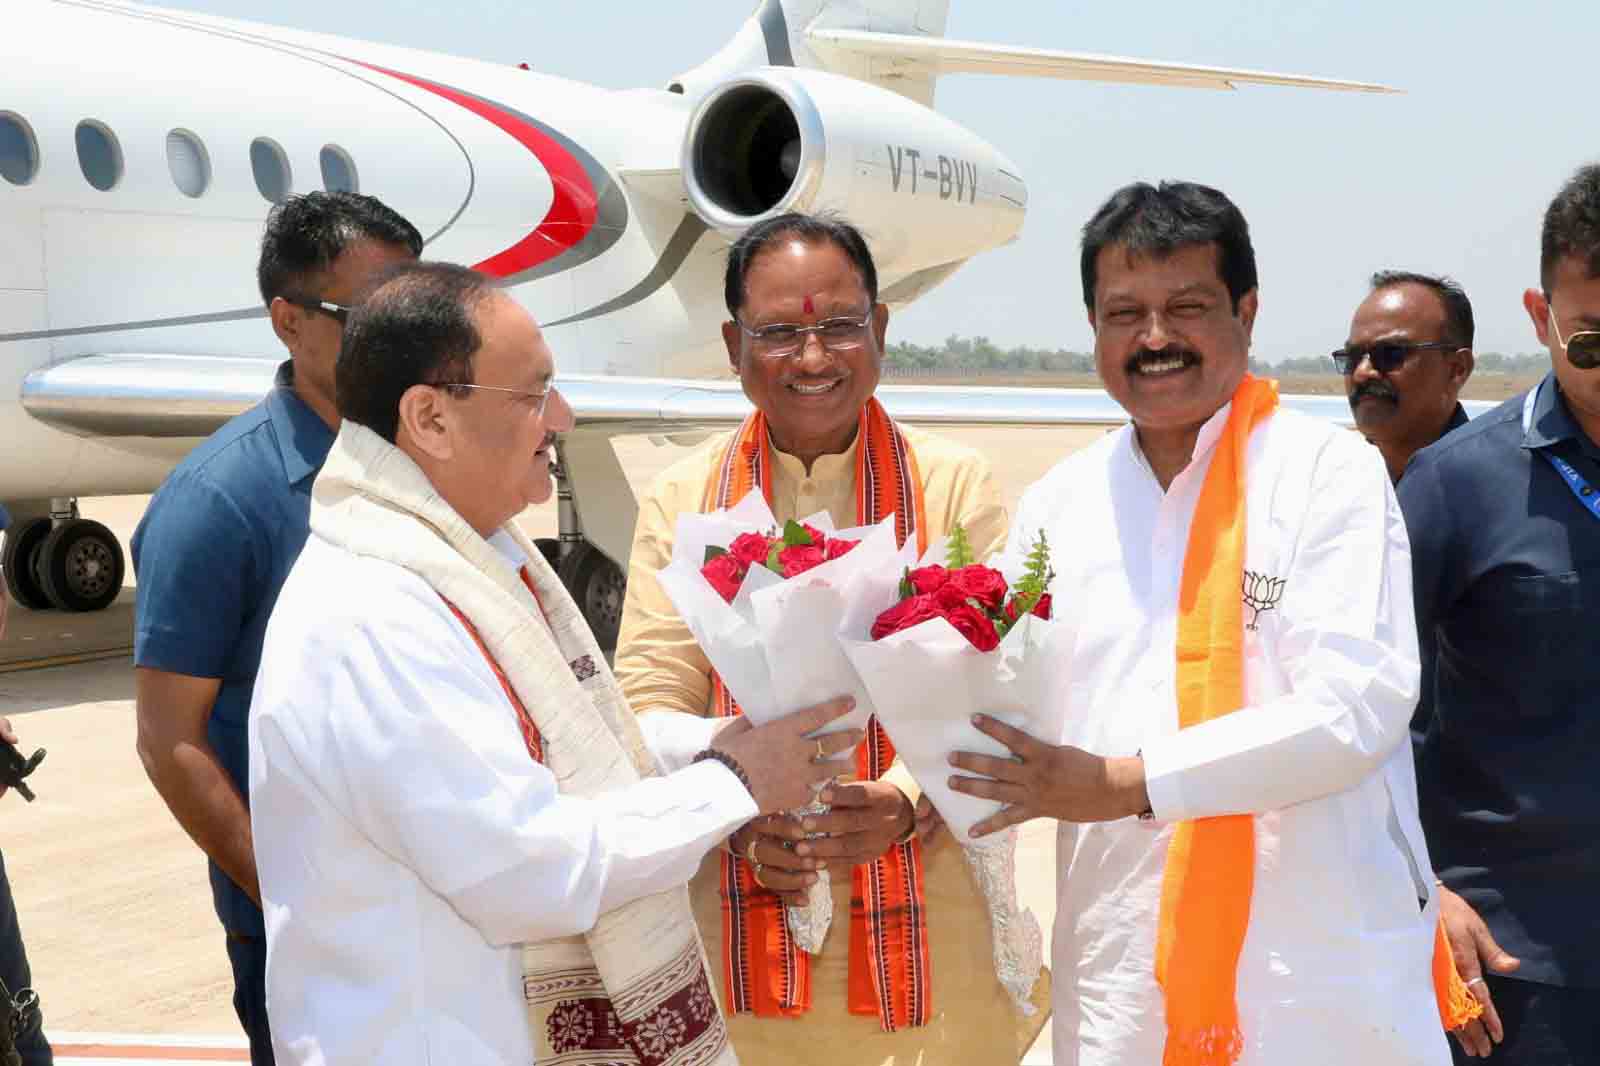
[{"x1": 681, "y1": 67, "x2": 1026, "y2": 286}]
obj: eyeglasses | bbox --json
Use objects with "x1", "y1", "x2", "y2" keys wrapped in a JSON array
[
  {"x1": 285, "y1": 296, "x2": 355, "y2": 326},
  {"x1": 1330, "y1": 341, "x2": 1461, "y2": 376},
  {"x1": 1548, "y1": 305, "x2": 1600, "y2": 370},
  {"x1": 437, "y1": 381, "x2": 558, "y2": 419},
  {"x1": 735, "y1": 312, "x2": 873, "y2": 358}
]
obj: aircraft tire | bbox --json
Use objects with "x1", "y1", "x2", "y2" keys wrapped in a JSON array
[
  {"x1": 2, "y1": 518, "x2": 56, "y2": 611},
  {"x1": 36, "y1": 519, "x2": 125, "y2": 612},
  {"x1": 557, "y1": 542, "x2": 625, "y2": 653}
]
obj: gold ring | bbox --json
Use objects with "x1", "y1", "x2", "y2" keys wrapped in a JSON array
[
  {"x1": 752, "y1": 862, "x2": 767, "y2": 888},
  {"x1": 814, "y1": 738, "x2": 826, "y2": 761},
  {"x1": 745, "y1": 837, "x2": 759, "y2": 864}
]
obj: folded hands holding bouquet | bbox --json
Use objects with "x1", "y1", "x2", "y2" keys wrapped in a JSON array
[{"x1": 660, "y1": 496, "x2": 1085, "y2": 1009}]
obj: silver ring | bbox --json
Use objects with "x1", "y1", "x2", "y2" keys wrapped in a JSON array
[{"x1": 1465, "y1": 977, "x2": 1486, "y2": 988}]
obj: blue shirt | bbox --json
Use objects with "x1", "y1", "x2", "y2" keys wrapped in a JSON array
[
  {"x1": 1399, "y1": 371, "x2": 1600, "y2": 988},
  {"x1": 132, "y1": 361, "x2": 333, "y2": 937}
]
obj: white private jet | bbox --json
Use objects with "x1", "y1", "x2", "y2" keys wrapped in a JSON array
[{"x1": 1, "y1": 0, "x2": 1392, "y2": 645}]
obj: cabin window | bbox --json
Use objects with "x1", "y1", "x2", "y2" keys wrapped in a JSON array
[
  {"x1": 250, "y1": 137, "x2": 292, "y2": 203},
  {"x1": 319, "y1": 144, "x2": 358, "y2": 193},
  {"x1": 75, "y1": 120, "x2": 122, "y2": 191},
  {"x1": 0, "y1": 112, "x2": 39, "y2": 186},
  {"x1": 166, "y1": 129, "x2": 211, "y2": 198}
]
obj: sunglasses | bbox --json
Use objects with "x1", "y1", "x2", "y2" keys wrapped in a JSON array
[
  {"x1": 1330, "y1": 341, "x2": 1460, "y2": 376},
  {"x1": 1548, "y1": 305, "x2": 1600, "y2": 370},
  {"x1": 285, "y1": 296, "x2": 355, "y2": 326}
]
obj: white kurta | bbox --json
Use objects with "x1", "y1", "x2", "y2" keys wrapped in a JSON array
[
  {"x1": 248, "y1": 531, "x2": 757, "y2": 1066},
  {"x1": 1008, "y1": 405, "x2": 1450, "y2": 1066}
]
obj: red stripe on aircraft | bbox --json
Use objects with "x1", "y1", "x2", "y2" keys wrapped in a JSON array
[{"x1": 355, "y1": 62, "x2": 598, "y2": 278}]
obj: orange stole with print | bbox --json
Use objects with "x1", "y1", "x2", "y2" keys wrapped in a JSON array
[{"x1": 703, "y1": 398, "x2": 934, "y2": 1031}]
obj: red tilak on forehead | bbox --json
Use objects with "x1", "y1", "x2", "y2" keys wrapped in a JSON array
[{"x1": 803, "y1": 294, "x2": 815, "y2": 315}]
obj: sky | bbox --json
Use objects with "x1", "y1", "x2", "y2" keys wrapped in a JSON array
[{"x1": 155, "y1": 0, "x2": 1600, "y2": 363}]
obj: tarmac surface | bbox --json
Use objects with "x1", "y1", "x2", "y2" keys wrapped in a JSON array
[{"x1": 0, "y1": 423, "x2": 1111, "y2": 1059}]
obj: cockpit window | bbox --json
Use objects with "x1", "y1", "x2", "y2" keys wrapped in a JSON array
[
  {"x1": 0, "y1": 112, "x2": 39, "y2": 186},
  {"x1": 250, "y1": 137, "x2": 292, "y2": 203}
]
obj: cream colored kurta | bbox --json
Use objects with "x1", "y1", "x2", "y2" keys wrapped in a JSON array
[{"x1": 615, "y1": 422, "x2": 1049, "y2": 1065}]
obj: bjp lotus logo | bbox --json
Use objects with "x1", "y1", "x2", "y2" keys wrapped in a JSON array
[{"x1": 1242, "y1": 570, "x2": 1286, "y2": 631}]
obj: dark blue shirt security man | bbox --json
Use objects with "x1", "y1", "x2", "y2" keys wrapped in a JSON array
[
  {"x1": 131, "y1": 192, "x2": 419, "y2": 1065},
  {"x1": 1400, "y1": 165, "x2": 1600, "y2": 1066}
]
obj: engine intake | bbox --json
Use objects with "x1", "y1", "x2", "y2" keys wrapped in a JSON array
[{"x1": 683, "y1": 75, "x2": 823, "y2": 230}]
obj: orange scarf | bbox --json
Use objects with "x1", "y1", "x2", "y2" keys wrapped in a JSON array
[
  {"x1": 703, "y1": 398, "x2": 934, "y2": 1031},
  {"x1": 1157, "y1": 375, "x2": 1479, "y2": 1066}
]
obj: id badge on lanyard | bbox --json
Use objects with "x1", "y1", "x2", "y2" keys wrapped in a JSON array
[{"x1": 1523, "y1": 380, "x2": 1600, "y2": 522}]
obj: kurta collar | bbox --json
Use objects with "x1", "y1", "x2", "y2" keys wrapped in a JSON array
[
  {"x1": 1123, "y1": 400, "x2": 1235, "y2": 486},
  {"x1": 768, "y1": 429, "x2": 861, "y2": 481}
]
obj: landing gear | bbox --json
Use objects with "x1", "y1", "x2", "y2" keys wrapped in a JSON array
[
  {"x1": 547, "y1": 448, "x2": 629, "y2": 653},
  {"x1": 558, "y1": 542, "x2": 626, "y2": 652},
  {"x1": 1, "y1": 518, "x2": 53, "y2": 611},
  {"x1": 1, "y1": 502, "x2": 127, "y2": 613},
  {"x1": 36, "y1": 519, "x2": 124, "y2": 612}
]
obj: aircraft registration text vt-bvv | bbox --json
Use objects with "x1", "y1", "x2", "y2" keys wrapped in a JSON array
[{"x1": 0, "y1": 0, "x2": 1393, "y2": 645}]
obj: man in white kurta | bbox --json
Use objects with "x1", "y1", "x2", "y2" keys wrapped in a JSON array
[
  {"x1": 247, "y1": 262, "x2": 863, "y2": 1066},
  {"x1": 949, "y1": 181, "x2": 1452, "y2": 1066},
  {"x1": 250, "y1": 529, "x2": 755, "y2": 1063}
]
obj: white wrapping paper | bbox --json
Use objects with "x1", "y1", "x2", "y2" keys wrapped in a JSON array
[
  {"x1": 835, "y1": 535, "x2": 1073, "y2": 1010},
  {"x1": 655, "y1": 494, "x2": 903, "y2": 951}
]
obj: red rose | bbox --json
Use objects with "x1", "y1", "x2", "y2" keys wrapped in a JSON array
[
  {"x1": 906, "y1": 565, "x2": 949, "y2": 595},
  {"x1": 1004, "y1": 592, "x2": 1054, "y2": 623},
  {"x1": 943, "y1": 603, "x2": 1001, "y2": 652},
  {"x1": 800, "y1": 522, "x2": 827, "y2": 547},
  {"x1": 824, "y1": 538, "x2": 859, "y2": 561},
  {"x1": 933, "y1": 583, "x2": 970, "y2": 611},
  {"x1": 701, "y1": 552, "x2": 747, "y2": 603},
  {"x1": 949, "y1": 565, "x2": 1008, "y2": 611},
  {"x1": 870, "y1": 594, "x2": 943, "y2": 640},
  {"x1": 778, "y1": 544, "x2": 825, "y2": 578},
  {"x1": 729, "y1": 532, "x2": 775, "y2": 567}
]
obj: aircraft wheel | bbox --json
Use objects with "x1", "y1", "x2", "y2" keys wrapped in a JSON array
[
  {"x1": 1, "y1": 518, "x2": 56, "y2": 611},
  {"x1": 558, "y1": 542, "x2": 626, "y2": 652},
  {"x1": 36, "y1": 519, "x2": 126, "y2": 612}
]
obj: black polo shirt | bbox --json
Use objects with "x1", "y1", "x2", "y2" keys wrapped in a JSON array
[{"x1": 1399, "y1": 372, "x2": 1600, "y2": 988}]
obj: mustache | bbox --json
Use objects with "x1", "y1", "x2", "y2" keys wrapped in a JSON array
[
  {"x1": 1124, "y1": 347, "x2": 1201, "y2": 372},
  {"x1": 1350, "y1": 380, "x2": 1398, "y2": 407}
]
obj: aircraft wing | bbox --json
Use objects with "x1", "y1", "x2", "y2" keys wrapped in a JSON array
[
  {"x1": 22, "y1": 352, "x2": 1477, "y2": 441},
  {"x1": 805, "y1": 29, "x2": 1398, "y2": 94}
]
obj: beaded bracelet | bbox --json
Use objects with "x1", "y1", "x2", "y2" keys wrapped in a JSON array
[{"x1": 692, "y1": 748, "x2": 752, "y2": 794}]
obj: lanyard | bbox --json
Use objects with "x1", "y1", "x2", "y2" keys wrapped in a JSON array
[{"x1": 1523, "y1": 381, "x2": 1600, "y2": 522}]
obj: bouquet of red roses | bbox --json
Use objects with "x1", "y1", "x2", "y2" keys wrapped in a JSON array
[
  {"x1": 835, "y1": 526, "x2": 1069, "y2": 1012},
  {"x1": 655, "y1": 492, "x2": 903, "y2": 952},
  {"x1": 699, "y1": 521, "x2": 859, "y2": 604},
  {"x1": 868, "y1": 526, "x2": 1052, "y2": 650}
]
